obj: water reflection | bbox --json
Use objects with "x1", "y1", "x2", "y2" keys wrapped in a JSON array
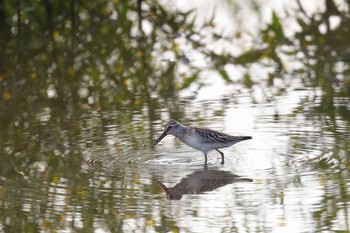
[
  {"x1": 155, "y1": 165, "x2": 253, "y2": 200},
  {"x1": 0, "y1": 0, "x2": 349, "y2": 231}
]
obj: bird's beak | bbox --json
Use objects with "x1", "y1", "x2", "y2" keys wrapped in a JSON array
[{"x1": 153, "y1": 131, "x2": 167, "y2": 145}]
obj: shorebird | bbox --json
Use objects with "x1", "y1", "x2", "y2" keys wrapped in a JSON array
[{"x1": 153, "y1": 120, "x2": 252, "y2": 164}]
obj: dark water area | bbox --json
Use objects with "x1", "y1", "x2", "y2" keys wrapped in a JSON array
[{"x1": 1, "y1": 0, "x2": 350, "y2": 232}]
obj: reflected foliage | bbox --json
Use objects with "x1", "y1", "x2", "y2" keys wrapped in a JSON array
[
  {"x1": 1, "y1": 0, "x2": 349, "y2": 123},
  {"x1": 1, "y1": 1, "x2": 348, "y2": 109},
  {"x1": 210, "y1": 0, "x2": 350, "y2": 92},
  {"x1": 287, "y1": 90, "x2": 350, "y2": 232},
  {"x1": 0, "y1": 0, "x2": 350, "y2": 232},
  {"x1": 0, "y1": 0, "x2": 215, "y2": 117},
  {"x1": 0, "y1": 165, "x2": 175, "y2": 232}
]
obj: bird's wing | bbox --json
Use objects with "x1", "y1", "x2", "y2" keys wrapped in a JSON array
[{"x1": 193, "y1": 128, "x2": 232, "y2": 144}]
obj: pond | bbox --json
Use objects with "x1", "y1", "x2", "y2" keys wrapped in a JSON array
[
  {"x1": 1, "y1": 79, "x2": 349, "y2": 232},
  {"x1": 1, "y1": 0, "x2": 350, "y2": 232}
]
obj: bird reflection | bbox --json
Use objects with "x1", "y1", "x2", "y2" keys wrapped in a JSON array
[{"x1": 155, "y1": 166, "x2": 253, "y2": 200}]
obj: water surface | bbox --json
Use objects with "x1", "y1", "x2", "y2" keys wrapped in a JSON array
[
  {"x1": 1, "y1": 83, "x2": 349, "y2": 233},
  {"x1": 1, "y1": 1, "x2": 350, "y2": 232}
]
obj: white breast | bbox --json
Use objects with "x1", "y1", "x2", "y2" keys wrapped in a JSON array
[{"x1": 177, "y1": 134, "x2": 233, "y2": 154}]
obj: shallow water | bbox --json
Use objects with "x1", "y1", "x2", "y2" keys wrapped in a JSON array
[
  {"x1": 1, "y1": 0, "x2": 350, "y2": 232},
  {"x1": 1, "y1": 82, "x2": 349, "y2": 233}
]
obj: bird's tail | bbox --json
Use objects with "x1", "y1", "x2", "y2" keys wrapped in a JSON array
[{"x1": 239, "y1": 136, "x2": 252, "y2": 141}]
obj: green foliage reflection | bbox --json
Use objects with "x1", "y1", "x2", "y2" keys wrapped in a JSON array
[
  {"x1": 0, "y1": 0, "x2": 213, "y2": 107},
  {"x1": 1, "y1": 0, "x2": 349, "y2": 108}
]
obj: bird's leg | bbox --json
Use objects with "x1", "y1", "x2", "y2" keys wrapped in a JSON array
[
  {"x1": 203, "y1": 162, "x2": 208, "y2": 170},
  {"x1": 204, "y1": 153, "x2": 208, "y2": 164},
  {"x1": 216, "y1": 149, "x2": 225, "y2": 164}
]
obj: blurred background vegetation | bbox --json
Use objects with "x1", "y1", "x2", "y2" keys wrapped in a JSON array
[{"x1": 1, "y1": 0, "x2": 349, "y2": 109}]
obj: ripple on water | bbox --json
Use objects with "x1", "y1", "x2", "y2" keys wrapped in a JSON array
[
  {"x1": 86, "y1": 155, "x2": 145, "y2": 169},
  {"x1": 85, "y1": 151, "x2": 204, "y2": 172}
]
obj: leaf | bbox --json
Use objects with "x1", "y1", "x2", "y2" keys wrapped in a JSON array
[
  {"x1": 243, "y1": 73, "x2": 253, "y2": 88},
  {"x1": 296, "y1": 17, "x2": 308, "y2": 29},
  {"x1": 218, "y1": 69, "x2": 232, "y2": 83},
  {"x1": 181, "y1": 73, "x2": 198, "y2": 89},
  {"x1": 271, "y1": 11, "x2": 285, "y2": 41},
  {"x1": 235, "y1": 48, "x2": 269, "y2": 64}
]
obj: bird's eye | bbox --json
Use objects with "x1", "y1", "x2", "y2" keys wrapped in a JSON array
[{"x1": 168, "y1": 125, "x2": 172, "y2": 129}]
